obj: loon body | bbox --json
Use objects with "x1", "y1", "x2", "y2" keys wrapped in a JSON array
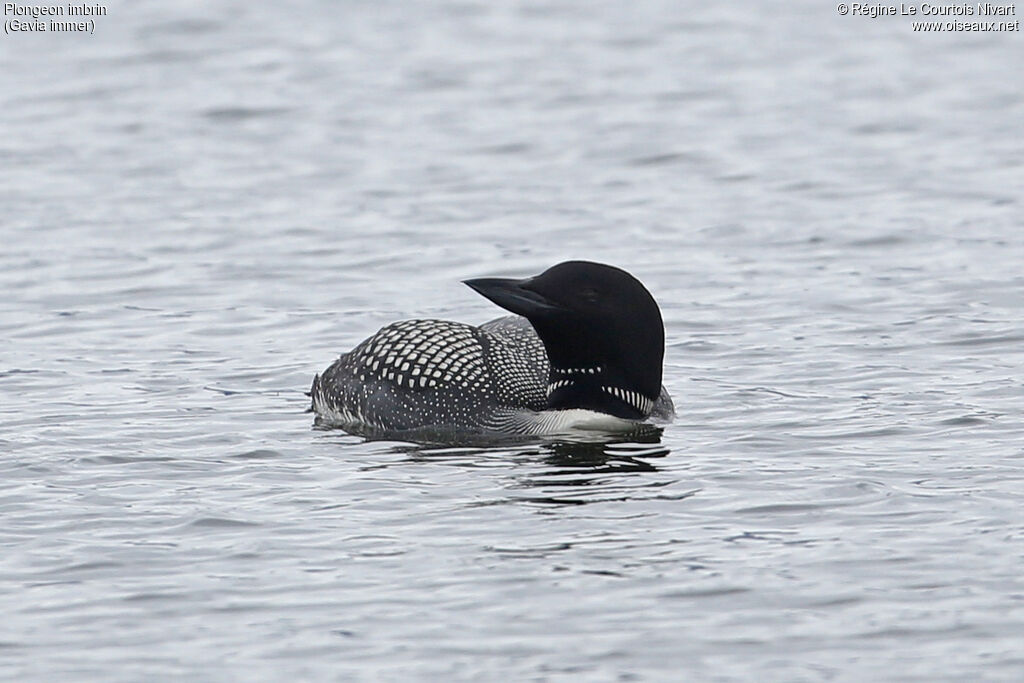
[{"x1": 311, "y1": 261, "x2": 674, "y2": 437}]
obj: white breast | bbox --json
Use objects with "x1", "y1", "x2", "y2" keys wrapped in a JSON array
[{"x1": 518, "y1": 408, "x2": 640, "y2": 435}]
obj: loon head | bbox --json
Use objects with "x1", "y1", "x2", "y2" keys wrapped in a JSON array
[{"x1": 464, "y1": 260, "x2": 665, "y2": 419}]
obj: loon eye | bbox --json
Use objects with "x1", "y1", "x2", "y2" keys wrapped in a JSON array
[{"x1": 579, "y1": 287, "x2": 600, "y2": 303}]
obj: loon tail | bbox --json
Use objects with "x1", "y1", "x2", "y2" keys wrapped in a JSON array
[{"x1": 307, "y1": 373, "x2": 320, "y2": 412}]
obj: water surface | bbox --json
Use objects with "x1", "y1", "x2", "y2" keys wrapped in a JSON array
[{"x1": 2, "y1": 1, "x2": 1023, "y2": 680}]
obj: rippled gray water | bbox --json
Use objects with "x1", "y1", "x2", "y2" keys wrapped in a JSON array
[{"x1": 3, "y1": 1, "x2": 1023, "y2": 680}]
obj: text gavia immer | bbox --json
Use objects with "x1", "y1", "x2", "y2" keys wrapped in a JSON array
[{"x1": 310, "y1": 261, "x2": 674, "y2": 436}]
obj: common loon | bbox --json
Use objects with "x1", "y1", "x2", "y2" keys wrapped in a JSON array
[{"x1": 310, "y1": 260, "x2": 674, "y2": 437}]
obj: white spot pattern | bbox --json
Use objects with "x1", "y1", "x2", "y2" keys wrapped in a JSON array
[
  {"x1": 553, "y1": 366, "x2": 602, "y2": 375},
  {"x1": 311, "y1": 317, "x2": 548, "y2": 432}
]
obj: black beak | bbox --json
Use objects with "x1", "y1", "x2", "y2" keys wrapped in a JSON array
[{"x1": 463, "y1": 277, "x2": 562, "y2": 317}]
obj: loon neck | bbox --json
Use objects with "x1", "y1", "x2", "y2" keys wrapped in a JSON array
[{"x1": 544, "y1": 365, "x2": 654, "y2": 419}]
